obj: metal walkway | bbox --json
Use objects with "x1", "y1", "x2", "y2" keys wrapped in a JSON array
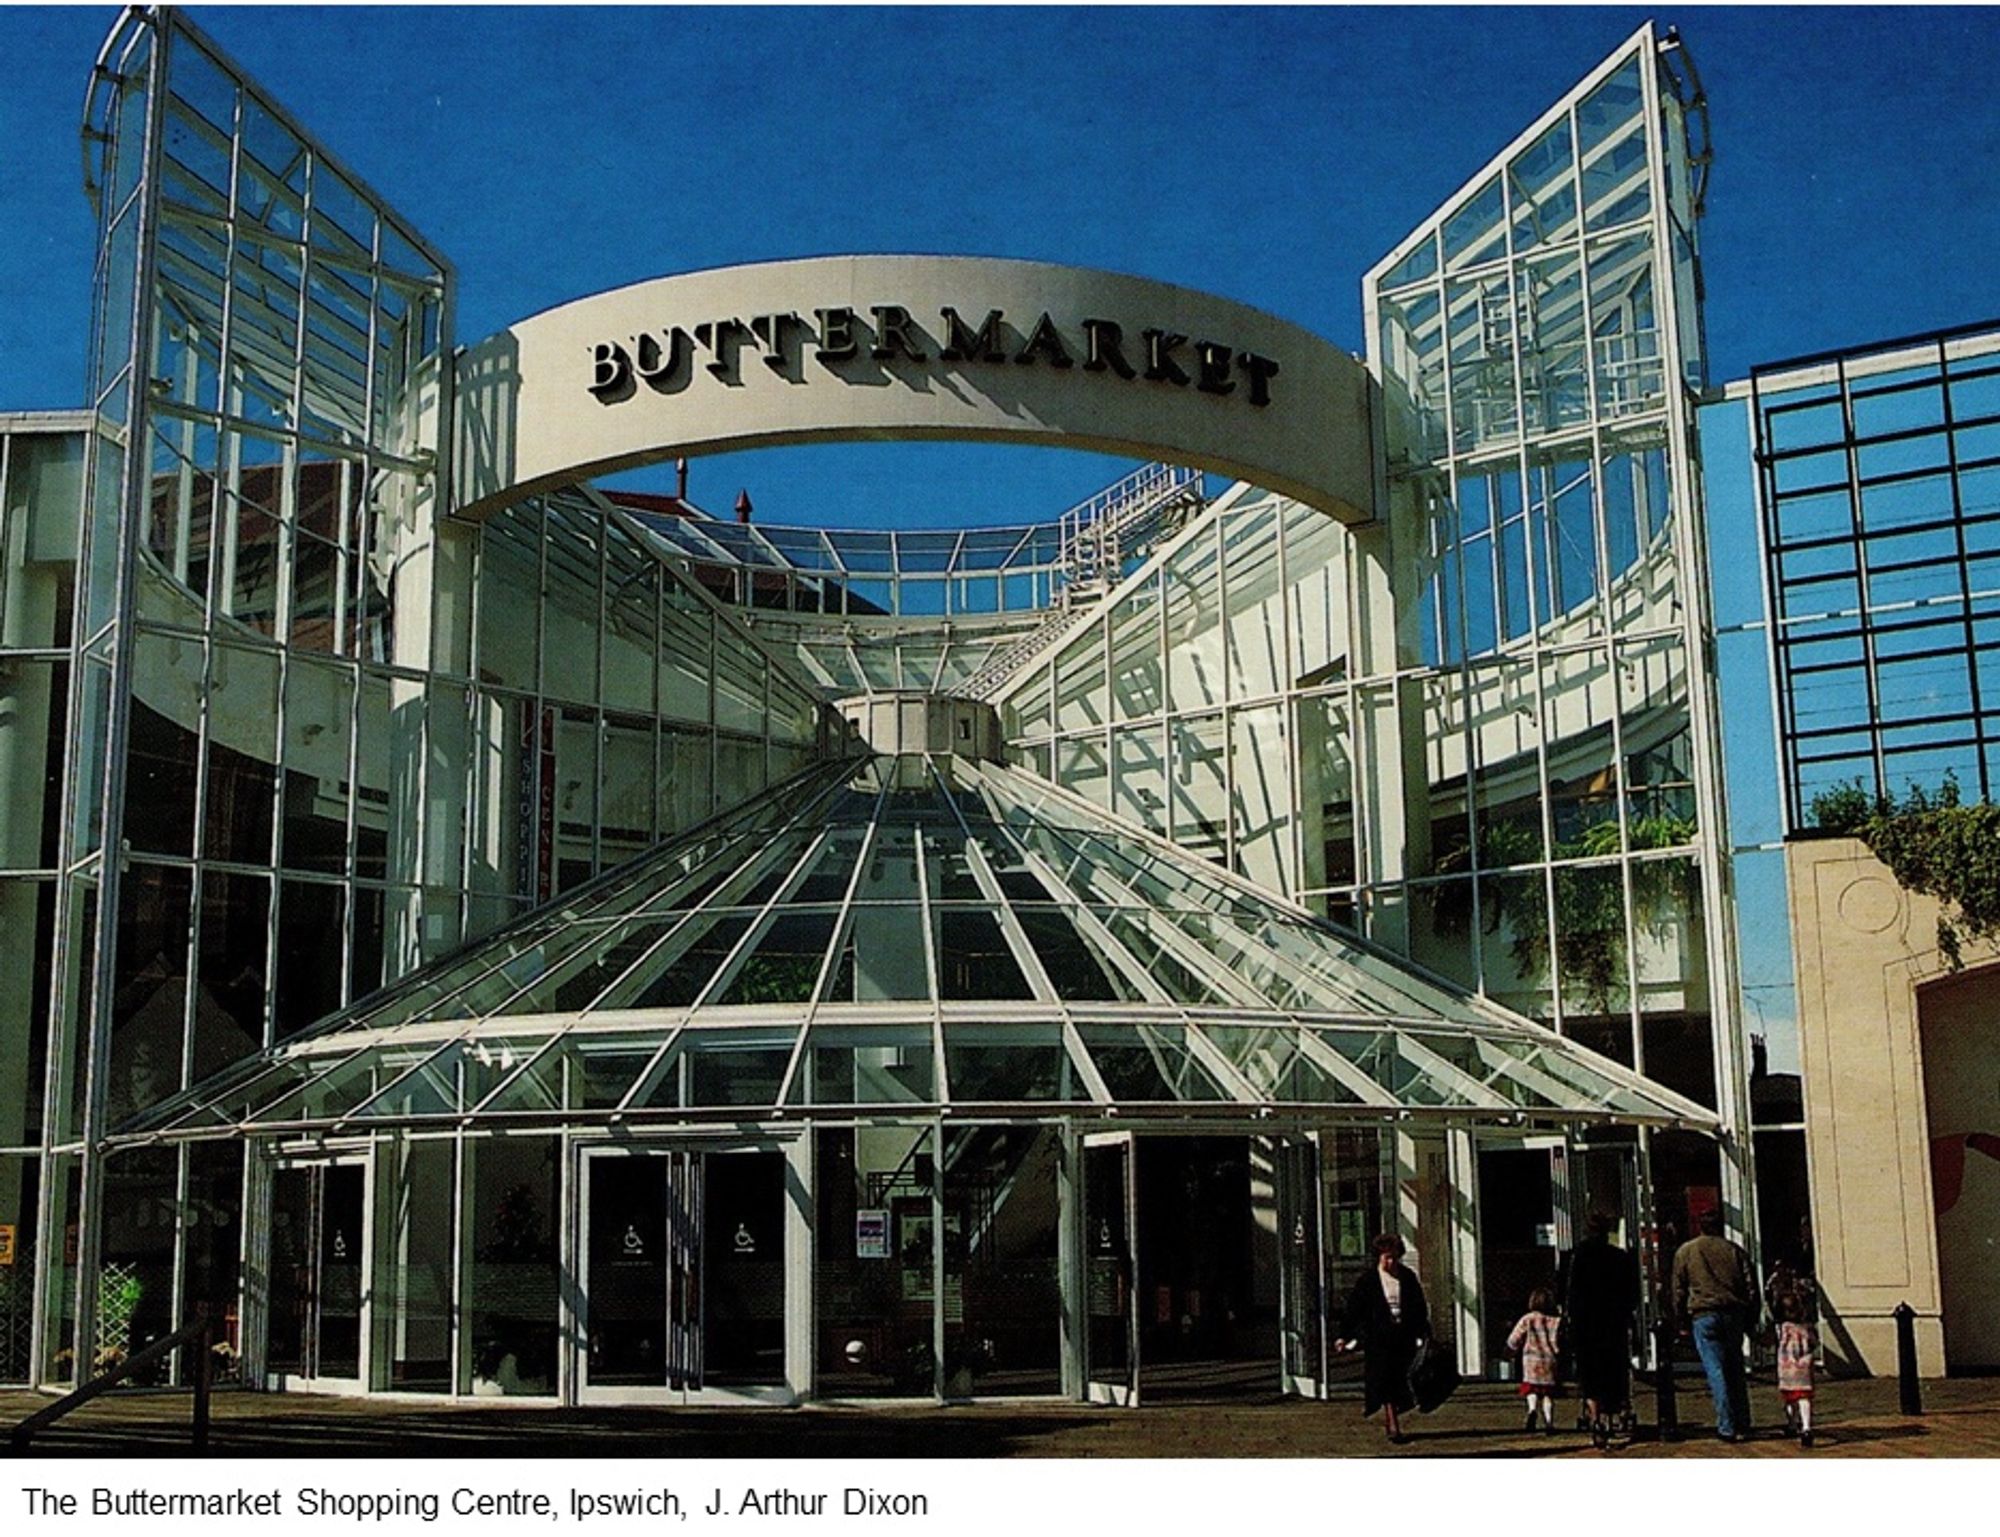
[{"x1": 960, "y1": 461, "x2": 1205, "y2": 699}]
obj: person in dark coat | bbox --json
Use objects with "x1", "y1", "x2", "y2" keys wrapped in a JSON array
[
  {"x1": 1334, "y1": 1233, "x2": 1430, "y2": 1444},
  {"x1": 1559, "y1": 1211, "x2": 1641, "y2": 1443}
]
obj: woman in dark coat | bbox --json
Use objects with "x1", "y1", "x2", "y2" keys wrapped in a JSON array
[
  {"x1": 1334, "y1": 1233, "x2": 1430, "y2": 1444},
  {"x1": 1559, "y1": 1212, "x2": 1640, "y2": 1442}
]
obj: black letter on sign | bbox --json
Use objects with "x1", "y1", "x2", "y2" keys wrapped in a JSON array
[
  {"x1": 1082, "y1": 318, "x2": 1136, "y2": 379},
  {"x1": 633, "y1": 329, "x2": 690, "y2": 387},
  {"x1": 589, "y1": 341, "x2": 633, "y2": 400},
  {"x1": 1015, "y1": 313, "x2": 1074, "y2": 368},
  {"x1": 1195, "y1": 341, "x2": 1236, "y2": 396},
  {"x1": 1143, "y1": 330, "x2": 1191, "y2": 386},
  {"x1": 939, "y1": 307, "x2": 1006, "y2": 362},
  {"x1": 696, "y1": 318, "x2": 752, "y2": 382},
  {"x1": 870, "y1": 305, "x2": 927, "y2": 362},
  {"x1": 816, "y1": 307, "x2": 860, "y2": 363},
  {"x1": 1238, "y1": 352, "x2": 1280, "y2": 407},
  {"x1": 751, "y1": 312, "x2": 801, "y2": 373}
]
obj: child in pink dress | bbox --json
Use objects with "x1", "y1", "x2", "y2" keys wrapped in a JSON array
[
  {"x1": 1776, "y1": 1288, "x2": 1818, "y2": 1448},
  {"x1": 1506, "y1": 1286, "x2": 1563, "y2": 1432}
]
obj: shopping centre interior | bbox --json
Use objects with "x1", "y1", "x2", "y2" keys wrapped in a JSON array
[{"x1": 0, "y1": 7, "x2": 1993, "y2": 1404}]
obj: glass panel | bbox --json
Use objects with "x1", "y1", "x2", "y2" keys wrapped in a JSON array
[
  {"x1": 935, "y1": 910, "x2": 1032, "y2": 1001},
  {"x1": 1081, "y1": 1022, "x2": 1229, "y2": 1101},
  {"x1": 381, "y1": 1139, "x2": 454, "y2": 1391},
  {"x1": 1583, "y1": 124, "x2": 1650, "y2": 231},
  {"x1": 1442, "y1": 175, "x2": 1507, "y2": 272},
  {"x1": 943, "y1": 1028, "x2": 1076, "y2": 1102},
  {"x1": 804, "y1": 1027, "x2": 935, "y2": 1106},
  {"x1": 942, "y1": 1125, "x2": 1060, "y2": 1396},
  {"x1": 814, "y1": 1126, "x2": 935, "y2": 1397},
  {"x1": 1508, "y1": 116, "x2": 1577, "y2": 253},
  {"x1": 586, "y1": 1154, "x2": 669, "y2": 1386},
  {"x1": 466, "y1": 1137, "x2": 559, "y2": 1395},
  {"x1": 704, "y1": 1151, "x2": 787, "y2": 1387}
]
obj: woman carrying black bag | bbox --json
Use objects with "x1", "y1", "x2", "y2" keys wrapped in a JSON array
[{"x1": 1333, "y1": 1233, "x2": 1430, "y2": 1445}]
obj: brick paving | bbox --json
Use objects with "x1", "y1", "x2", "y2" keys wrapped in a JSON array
[{"x1": 4, "y1": 1375, "x2": 1997, "y2": 1458}]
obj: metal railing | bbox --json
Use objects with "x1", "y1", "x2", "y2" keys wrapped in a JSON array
[
  {"x1": 962, "y1": 462, "x2": 1205, "y2": 699},
  {"x1": 10, "y1": 1303, "x2": 215, "y2": 1452}
]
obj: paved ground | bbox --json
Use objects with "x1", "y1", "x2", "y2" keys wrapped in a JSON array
[{"x1": 6, "y1": 1373, "x2": 1997, "y2": 1458}]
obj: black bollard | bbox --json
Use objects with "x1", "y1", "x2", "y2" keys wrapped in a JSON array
[
  {"x1": 1893, "y1": 1301, "x2": 1923, "y2": 1415},
  {"x1": 1653, "y1": 1320, "x2": 1679, "y2": 1441}
]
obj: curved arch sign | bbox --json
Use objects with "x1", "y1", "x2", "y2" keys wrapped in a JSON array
[{"x1": 453, "y1": 255, "x2": 1379, "y2": 522}]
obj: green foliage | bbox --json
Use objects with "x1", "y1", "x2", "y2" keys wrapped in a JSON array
[
  {"x1": 724, "y1": 952, "x2": 822, "y2": 1005},
  {"x1": 1806, "y1": 781, "x2": 1876, "y2": 835},
  {"x1": 1817, "y1": 776, "x2": 2000, "y2": 970},
  {"x1": 1431, "y1": 810, "x2": 1699, "y2": 1013}
]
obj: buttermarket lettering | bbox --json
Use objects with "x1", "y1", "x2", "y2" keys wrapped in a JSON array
[{"x1": 587, "y1": 305, "x2": 1279, "y2": 407}]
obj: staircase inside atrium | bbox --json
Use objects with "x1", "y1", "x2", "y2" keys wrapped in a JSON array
[{"x1": 961, "y1": 461, "x2": 1206, "y2": 700}]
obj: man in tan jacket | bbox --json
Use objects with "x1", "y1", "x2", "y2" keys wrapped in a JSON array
[{"x1": 1672, "y1": 1207, "x2": 1758, "y2": 1442}]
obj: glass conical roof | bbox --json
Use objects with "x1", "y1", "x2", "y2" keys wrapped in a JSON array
[{"x1": 120, "y1": 752, "x2": 1718, "y2": 1141}]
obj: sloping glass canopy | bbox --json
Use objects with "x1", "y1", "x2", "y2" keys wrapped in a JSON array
[{"x1": 119, "y1": 753, "x2": 1718, "y2": 1141}]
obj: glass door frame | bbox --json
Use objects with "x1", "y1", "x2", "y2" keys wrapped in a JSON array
[
  {"x1": 262, "y1": 1151, "x2": 372, "y2": 1395},
  {"x1": 1079, "y1": 1130, "x2": 1138, "y2": 1406},
  {"x1": 573, "y1": 1138, "x2": 798, "y2": 1406},
  {"x1": 1276, "y1": 1131, "x2": 1328, "y2": 1398}
]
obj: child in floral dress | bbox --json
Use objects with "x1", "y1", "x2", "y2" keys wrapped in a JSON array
[
  {"x1": 1776, "y1": 1287, "x2": 1818, "y2": 1448},
  {"x1": 1506, "y1": 1286, "x2": 1563, "y2": 1432}
]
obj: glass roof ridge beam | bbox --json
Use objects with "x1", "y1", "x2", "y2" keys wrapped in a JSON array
[
  {"x1": 330, "y1": 1033, "x2": 473, "y2": 1130},
  {"x1": 687, "y1": 828, "x2": 836, "y2": 1011},
  {"x1": 927, "y1": 754, "x2": 1071, "y2": 1009},
  {"x1": 1031, "y1": 881, "x2": 1180, "y2": 1008},
  {"x1": 962, "y1": 761, "x2": 1317, "y2": 1007},
  {"x1": 313, "y1": 757, "x2": 851, "y2": 1042},
  {"x1": 415, "y1": 762, "x2": 844, "y2": 1024},
  {"x1": 774, "y1": 772, "x2": 892, "y2": 1106},
  {"x1": 464, "y1": 1018, "x2": 590, "y2": 1119},
  {"x1": 576, "y1": 818, "x2": 836, "y2": 1015},
  {"x1": 1466, "y1": 1035, "x2": 1614, "y2": 1115},
  {"x1": 915, "y1": 804, "x2": 948, "y2": 1102},
  {"x1": 1058, "y1": 1019, "x2": 1116, "y2": 1106},
  {"x1": 808, "y1": 766, "x2": 891, "y2": 1022}
]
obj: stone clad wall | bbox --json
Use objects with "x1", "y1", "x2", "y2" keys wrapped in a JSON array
[{"x1": 1786, "y1": 836, "x2": 2000, "y2": 1376}]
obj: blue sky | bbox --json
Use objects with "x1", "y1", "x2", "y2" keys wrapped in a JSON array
[{"x1": 1, "y1": 5, "x2": 1996, "y2": 525}]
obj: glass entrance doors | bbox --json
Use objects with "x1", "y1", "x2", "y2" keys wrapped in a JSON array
[
  {"x1": 266, "y1": 1160, "x2": 367, "y2": 1389},
  {"x1": 1084, "y1": 1133, "x2": 1323, "y2": 1403},
  {"x1": 580, "y1": 1147, "x2": 787, "y2": 1400}
]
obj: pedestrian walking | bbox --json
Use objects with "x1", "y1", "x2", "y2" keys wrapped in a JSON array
[
  {"x1": 1561, "y1": 1210, "x2": 1641, "y2": 1446},
  {"x1": 1774, "y1": 1287, "x2": 1818, "y2": 1448},
  {"x1": 1506, "y1": 1286, "x2": 1563, "y2": 1432},
  {"x1": 1333, "y1": 1233, "x2": 1430, "y2": 1446},
  {"x1": 1671, "y1": 1207, "x2": 1758, "y2": 1442}
]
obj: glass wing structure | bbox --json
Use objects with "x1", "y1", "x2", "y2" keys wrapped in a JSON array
[{"x1": 123, "y1": 750, "x2": 1714, "y2": 1143}]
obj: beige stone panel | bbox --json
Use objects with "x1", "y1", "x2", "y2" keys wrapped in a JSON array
[{"x1": 1787, "y1": 837, "x2": 2000, "y2": 1376}]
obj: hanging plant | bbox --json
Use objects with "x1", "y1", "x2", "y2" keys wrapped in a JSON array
[
  {"x1": 1811, "y1": 776, "x2": 2000, "y2": 970},
  {"x1": 1431, "y1": 812, "x2": 1698, "y2": 1013}
]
